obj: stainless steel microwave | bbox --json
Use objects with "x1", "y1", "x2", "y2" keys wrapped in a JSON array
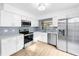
[{"x1": 21, "y1": 20, "x2": 31, "y2": 27}]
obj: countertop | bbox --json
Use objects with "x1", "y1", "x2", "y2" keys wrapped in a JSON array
[
  {"x1": 0, "y1": 34, "x2": 23, "y2": 39},
  {"x1": 35, "y1": 30, "x2": 58, "y2": 34},
  {"x1": 0, "y1": 31, "x2": 33, "y2": 39},
  {"x1": 24, "y1": 33, "x2": 33, "y2": 36}
]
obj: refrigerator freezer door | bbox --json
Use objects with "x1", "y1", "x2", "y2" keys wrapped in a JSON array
[
  {"x1": 68, "y1": 18, "x2": 79, "y2": 55},
  {"x1": 57, "y1": 19, "x2": 67, "y2": 51}
]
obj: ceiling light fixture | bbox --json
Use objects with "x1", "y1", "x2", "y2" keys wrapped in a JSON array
[
  {"x1": 33, "y1": 3, "x2": 49, "y2": 11},
  {"x1": 38, "y1": 3, "x2": 46, "y2": 11}
]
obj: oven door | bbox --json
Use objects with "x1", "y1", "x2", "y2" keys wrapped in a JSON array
[{"x1": 24, "y1": 34, "x2": 33, "y2": 44}]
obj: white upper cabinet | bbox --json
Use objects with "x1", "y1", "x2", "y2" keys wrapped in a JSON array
[
  {"x1": 0, "y1": 4, "x2": 38, "y2": 27},
  {"x1": 0, "y1": 3, "x2": 3, "y2": 10},
  {"x1": 0, "y1": 10, "x2": 21, "y2": 27},
  {"x1": 13, "y1": 14, "x2": 21, "y2": 27},
  {"x1": 53, "y1": 17, "x2": 58, "y2": 27},
  {"x1": 21, "y1": 16, "x2": 30, "y2": 22},
  {"x1": 0, "y1": 11, "x2": 13, "y2": 26},
  {"x1": 21, "y1": 16, "x2": 27, "y2": 20},
  {"x1": 31, "y1": 20, "x2": 38, "y2": 27},
  {"x1": 31, "y1": 19, "x2": 38, "y2": 27},
  {"x1": 21, "y1": 16, "x2": 39, "y2": 27},
  {"x1": 0, "y1": 10, "x2": 38, "y2": 27}
]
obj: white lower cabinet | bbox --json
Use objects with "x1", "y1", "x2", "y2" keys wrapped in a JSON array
[
  {"x1": 33, "y1": 32, "x2": 47, "y2": 43},
  {"x1": 33, "y1": 32, "x2": 40, "y2": 42},
  {"x1": 40, "y1": 33, "x2": 47, "y2": 43},
  {"x1": 0, "y1": 35, "x2": 24, "y2": 56},
  {"x1": 1, "y1": 37, "x2": 16, "y2": 56},
  {"x1": 16, "y1": 35, "x2": 24, "y2": 51}
]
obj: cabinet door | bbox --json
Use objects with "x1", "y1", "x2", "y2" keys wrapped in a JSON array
[
  {"x1": 13, "y1": 14, "x2": 21, "y2": 27},
  {"x1": 33, "y1": 32, "x2": 41, "y2": 42},
  {"x1": 31, "y1": 19, "x2": 38, "y2": 27},
  {"x1": 16, "y1": 35, "x2": 24, "y2": 51},
  {"x1": 0, "y1": 3, "x2": 3, "y2": 10},
  {"x1": 14, "y1": 20, "x2": 21, "y2": 27},
  {"x1": 1, "y1": 37, "x2": 16, "y2": 56},
  {"x1": 21, "y1": 16, "x2": 27, "y2": 20},
  {"x1": 1, "y1": 11, "x2": 13, "y2": 26},
  {"x1": 40, "y1": 33, "x2": 47, "y2": 43},
  {"x1": 53, "y1": 17, "x2": 58, "y2": 27},
  {"x1": 1, "y1": 11, "x2": 21, "y2": 27},
  {"x1": 34, "y1": 32, "x2": 47, "y2": 43}
]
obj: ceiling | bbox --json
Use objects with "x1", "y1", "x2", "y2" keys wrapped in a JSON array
[{"x1": 8, "y1": 3, "x2": 79, "y2": 17}]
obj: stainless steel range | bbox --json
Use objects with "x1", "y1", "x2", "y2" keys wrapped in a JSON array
[{"x1": 19, "y1": 30, "x2": 33, "y2": 48}]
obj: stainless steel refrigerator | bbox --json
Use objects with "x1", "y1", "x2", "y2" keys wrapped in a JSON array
[{"x1": 57, "y1": 17, "x2": 79, "y2": 56}]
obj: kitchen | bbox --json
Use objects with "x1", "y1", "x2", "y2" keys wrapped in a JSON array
[{"x1": 0, "y1": 3, "x2": 79, "y2": 56}]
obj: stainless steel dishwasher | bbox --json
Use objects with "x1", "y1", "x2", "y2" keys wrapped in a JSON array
[{"x1": 48, "y1": 32, "x2": 57, "y2": 46}]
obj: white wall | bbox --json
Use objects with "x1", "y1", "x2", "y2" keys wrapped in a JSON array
[{"x1": 38, "y1": 6, "x2": 79, "y2": 19}]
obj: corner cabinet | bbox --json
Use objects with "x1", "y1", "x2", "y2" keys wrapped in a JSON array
[
  {"x1": 33, "y1": 32, "x2": 47, "y2": 43},
  {"x1": 0, "y1": 10, "x2": 21, "y2": 27},
  {"x1": 0, "y1": 34, "x2": 24, "y2": 56}
]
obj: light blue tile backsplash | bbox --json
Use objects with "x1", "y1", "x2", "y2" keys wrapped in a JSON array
[
  {"x1": 0, "y1": 27, "x2": 32, "y2": 36},
  {"x1": 0, "y1": 27, "x2": 20, "y2": 35},
  {"x1": 29, "y1": 27, "x2": 57, "y2": 32},
  {"x1": 0, "y1": 26, "x2": 57, "y2": 35}
]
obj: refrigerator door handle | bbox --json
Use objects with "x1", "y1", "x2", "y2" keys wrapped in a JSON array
[
  {"x1": 59, "y1": 30, "x2": 65, "y2": 36},
  {"x1": 62, "y1": 30, "x2": 65, "y2": 36}
]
